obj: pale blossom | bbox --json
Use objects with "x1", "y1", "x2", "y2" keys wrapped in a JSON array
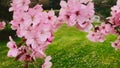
[
  {"x1": 7, "y1": 36, "x2": 18, "y2": 57},
  {"x1": 87, "y1": 22, "x2": 116, "y2": 42},
  {"x1": 59, "y1": 0, "x2": 94, "y2": 32},
  {"x1": 99, "y1": 23, "x2": 115, "y2": 35},
  {"x1": 76, "y1": 21, "x2": 93, "y2": 32},
  {"x1": 112, "y1": 36, "x2": 120, "y2": 50},
  {"x1": 42, "y1": 56, "x2": 52, "y2": 68},
  {"x1": 108, "y1": 0, "x2": 120, "y2": 27},
  {"x1": 87, "y1": 31, "x2": 105, "y2": 42},
  {"x1": 9, "y1": 0, "x2": 30, "y2": 11},
  {"x1": 8, "y1": 0, "x2": 57, "y2": 64}
]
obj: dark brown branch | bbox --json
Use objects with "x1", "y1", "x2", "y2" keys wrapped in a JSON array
[
  {"x1": 24, "y1": 62, "x2": 29, "y2": 68},
  {"x1": 17, "y1": 38, "x2": 26, "y2": 47}
]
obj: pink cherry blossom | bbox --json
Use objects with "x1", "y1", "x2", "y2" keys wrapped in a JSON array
[
  {"x1": 16, "y1": 46, "x2": 34, "y2": 62},
  {"x1": 112, "y1": 36, "x2": 120, "y2": 50},
  {"x1": 7, "y1": 49, "x2": 18, "y2": 57},
  {"x1": 9, "y1": 0, "x2": 30, "y2": 11},
  {"x1": 31, "y1": 48, "x2": 46, "y2": 60},
  {"x1": 108, "y1": 0, "x2": 120, "y2": 27},
  {"x1": 113, "y1": 12, "x2": 120, "y2": 26},
  {"x1": 75, "y1": 21, "x2": 93, "y2": 32},
  {"x1": 6, "y1": 0, "x2": 98, "y2": 67},
  {"x1": 59, "y1": 0, "x2": 94, "y2": 32},
  {"x1": 8, "y1": 0, "x2": 57, "y2": 66},
  {"x1": 99, "y1": 23, "x2": 115, "y2": 35},
  {"x1": 41, "y1": 56, "x2": 52, "y2": 68},
  {"x1": 87, "y1": 23, "x2": 116, "y2": 42},
  {"x1": 87, "y1": 31, "x2": 105, "y2": 42},
  {"x1": 117, "y1": 0, "x2": 120, "y2": 6},
  {"x1": 7, "y1": 36, "x2": 18, "y2": 57},
  {"x1": 7, "y1": 36, "x2": 17, "y2": 49}
]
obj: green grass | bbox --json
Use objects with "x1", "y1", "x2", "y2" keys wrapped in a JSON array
[{"x1": 1, "y1": 24, "x2": 120, "y2": 68}]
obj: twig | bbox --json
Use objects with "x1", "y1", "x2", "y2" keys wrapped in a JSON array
[{"x1": 24, "y1": 62, "x2": 29, "y2": 68}]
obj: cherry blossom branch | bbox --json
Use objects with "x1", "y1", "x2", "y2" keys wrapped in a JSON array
[{"x1": 6, "y1": 0, "x2": 120, "y2": 68}]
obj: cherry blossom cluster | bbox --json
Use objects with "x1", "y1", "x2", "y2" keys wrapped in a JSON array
[
  {"x1": 112, "y1": 36, "x2": 120, "y2": 50},
  {"x1": 58, "y1": 0, "x2": 94, "y2": 32},
  {"x1": 107, "y1": 0, "x2": 120, "y2": 50},
  {"x1": 6, "y1": 0, "x2": 120, "y2": 67},
  {"x1": 7, "y1": 0, "x2": 57, "y2": 67},
  {"x1": 108, "y1": 0, "x2": 120, "y2": 27},
  {"x1": 87, "y1": 23, "x2": 115, "y2": 42},
  {"x1": 87, "y1": 0, "x2": 120, "y2": 50},
  {"x1": 5, "y1": 0, "x2": 120, "y2": 67},
  {"x1": 6, "y1": 0, "x2": 95, "y2": 68},
  {"x1": 7, "y1": 0, "x2": 95, "y2": 67}
]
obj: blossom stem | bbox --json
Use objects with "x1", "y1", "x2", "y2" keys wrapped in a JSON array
[
  {"x1": 24, "y1": 62, "x2": 29, "y2": 68},
  {"x1": 17, "y1": 38, "x2": 26, "y2": 47}
]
